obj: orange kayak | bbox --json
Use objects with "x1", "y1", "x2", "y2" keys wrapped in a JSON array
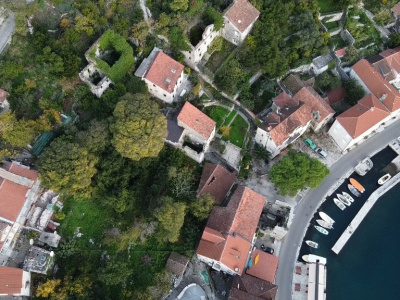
[{"x1": 350, "y1": 178, "x2": 365, "y2": 193}]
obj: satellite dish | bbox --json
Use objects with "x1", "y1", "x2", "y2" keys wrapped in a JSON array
[
  {"x1": 29, "y1": 239, "x2": 34, "y2": 245},
  {"x1": 50, "y1": 251, "x2": 54, "y2": 257}
]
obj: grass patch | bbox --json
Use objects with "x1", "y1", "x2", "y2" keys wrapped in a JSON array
[
  {"x1": 204, "y1": 105, "x2": 229, "y2": 128},
  {"x1": 222, "y1": 110, "x2": 237, "y2": 126},
  {"x1": 205, "y1": 39, "x2": 236, "y2": 72},
  {"x1": 223, "y1": 114, "x2": 248, "y2": 148},
  {"x1": 324, "y1": 21, "x2": 340, "y2": 30},
  {"x1": 318, "y1": 0, "x2": 342, "y2": 13},
  {"x1": 329, "y1": 35, "x2": 348, "y2": 49}
]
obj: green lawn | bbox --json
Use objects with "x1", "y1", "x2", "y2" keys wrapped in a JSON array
[
  {"x1": 223, "y1": 114, "x2": 248, "y2": 148},
  {"x1": 324, "y1": 21, "x2": 340, "y2": 30},
  {"x1": 205, "y1": 39, "x2": 236, "y2": 73},
  {"x1": 318, "y1": 0, "x2": 342, "y2": 13},
  {"x1": 222, "y1": 110, "x2": 237, "y2": 126},
  {"x1": 329, "y1": 35, "x2": 348, "y2": 49},
  {"x1": 204, "y1": 106, "x2": 229, "y2": 128}
]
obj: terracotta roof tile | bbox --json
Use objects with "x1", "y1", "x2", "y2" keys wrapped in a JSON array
[
  {"x1": 165, "y1": 252, "x2": 189, "y2": 277},
  {"x1": 327, "y1": 86, "x2": 346, "y2": 104},
  {"x1": 246, "y1": 249, "x2": 278, "y2": 283},
  {"x1": 177, "y1": 102, "x2": 216, "y2": 139},
  {"x1": 336, "y1": 93, "x2": 390, "y2": 138},
  {"x1": 0, "y1": 179, "x2": 29, "y2": 223},
  {"x1": 0, "y1": 89, "x2": 9, "y2": 103},
  {"x1": 335, "y1": 48, "x2": 346, "y2": 58},
  {"x1": 144, "y1": 51, "x2": 184, "y2": 93},
  {"x1": 353, "y1": 59, "x2": 400, "y2": 112},
  {"x1": 0, "y1": 266, "x2": 23, "y2": 295},
  {"x1": 392, "y1": 2, "x2": 400, "y2": 17},
  {"x1": 259, "y1": 87, "x2": 334, "y2": 146},
  {"x1": 229, "y1": 274, "x2": 278, "y2": 300},
  {"x1": 196, "y1": 187, "x2": 265, "y2": 275},
  {"x1": 225, "y1": 0, "x2": 260, "y2": 33},
  {"x1": 197, "y1": 163, "x2": 237, "y2": 204},
  {"x1": 2, "y1": 162, "x2": 38, "y2": 181}
]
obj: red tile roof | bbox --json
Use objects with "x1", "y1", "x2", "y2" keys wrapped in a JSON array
[
  {"x1": 0, "y1": 89, "x2": 9, "y2": 103},
  {"x1": 165, "y1": 252, "x2": 189, "y2": 277},
  {"x1": 0, "y1": 266, "x2": 23, "y2": 295},
  {"x1": 336, "y1": 93, "x2": 390, "y2": 138},
  {"x1": 0, "y1": 179, "x2": 29, "y2": 223},
  {"x1": 392, "y1": 2, "x2": 400, "y2": 17},
  {"x1": 197, "y1": 163, "x2": 237, "y2": 204},
  {"x1": 353, "y1": 59, "x2": 400, "y2": 112},
  {"x1": 229, "y1": 274, "x2": 278, "y2": 300},
  {"x1": 335, "y1": 48, "x2": 346, "y2": 58},
  {"x1": 178, "y1": 102, "x2": 216, "y2": 139},
  {"x1": 196, "y1": 187, "x2": 265, "y2": 275},
  {"x1": 259, "y1": 87, "x2": 334, "y2": 146},
  {"x1": 144, "y1": 51, "x2": 184, "y2": 93},
  {"x1": 246, "y1": 249, "x2": 278, "y2": 283},
  {"x1": 225, "y1": 0, "x2": 260, "y2": 33},
  {"x1": 2, "y1": 162, "x2": 38, "y2": 181},
  {"x1": 327, "y1": 86, "x2": 347, "y2": 104}
]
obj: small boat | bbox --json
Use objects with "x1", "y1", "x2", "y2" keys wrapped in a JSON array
[
  {"x1": 355, "y1": 157, "x2": 373, "y2": 176},
  {"x1": 316, "y1": 219, "x2": 334, "y2": 229},
  {"x1": 342, "y1": 192, "x2": 354, "y2": 203},
  {"x1": 302, "y1": 255, "x2": 309, "y2": 262},
  {"x1": 349, "y1": 178, "x2": 365, "y2": 193},
  {"x1": 334, "y1": 198, "x2": 346, "y2": 210},
  {"x1": 314, "y1": 225, "x2": 329, "y2": 235},
  {"x1": 319, "y1": 212, "x2": 335, "y2": 224},
  {"x1": 378, "y1": 173, "x2": 391, "y2": 185},
  {"x1": 337, "y1": 194, "x2": 351, "y2": 206},
  {"x1": 348, "y1": 184, "x2": 361, "y2": 197},
  {"x1": 305, "y1": 240, "x2": 319, "y2": 249}
]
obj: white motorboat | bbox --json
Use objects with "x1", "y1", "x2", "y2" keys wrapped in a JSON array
[
  {"x1": 314, "y1": 225, "x2": 329, "y2": 235},
  {"x1": 305, "y1": 240, "x2": 319, "y2": 249},
  {"x1": 342, "y1": 192, "x2": 354, "y2": 203},
  {"x1": 316, "y1": 219, "x2": 333, "y2": 229},
  {"x1": 302, "y1": 255, "x2": 309, "y2": 262},
  {"x1": 378, "y1": 173, "x2": 391, "y2": 185},
  {"x1": 334, "y1": 198, "x2": 346, "y2": 210},
  {"x1": 318, "y1": 212, "x2": 335, "y2": 224},
  {"x1": 337, "y1": 194, "x2": 351, "y2": 206}
]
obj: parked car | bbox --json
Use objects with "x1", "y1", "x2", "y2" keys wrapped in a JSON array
[
  {"x1": 315, "y1": 147, "x2": 328, "y2": 158},
  {"x1": 260, "y1": 244, "x2": 274, "y2": 254},
  {"x1": 304, "y1": 138, "x2": 316, "y2": 150}
]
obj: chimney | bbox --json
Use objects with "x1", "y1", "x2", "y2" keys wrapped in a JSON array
[
  {"x1": 370, "y1": 107, "x2": 374, "y2": 112},
  {"x1": 379, "y1": 94, "x2": 387, "y2": 102}
]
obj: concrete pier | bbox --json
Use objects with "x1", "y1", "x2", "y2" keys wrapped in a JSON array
[{"x1": 332, "y1": 172, "x2": 400, "y2": 254}]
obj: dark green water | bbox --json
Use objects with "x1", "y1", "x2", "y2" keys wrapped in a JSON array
[{"x1": 299, "y1": 147, "x2": 400, "y2": 300}]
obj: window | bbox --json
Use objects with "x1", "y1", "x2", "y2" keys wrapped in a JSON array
[
  {"x1": 163, "y1": 94, "x2": 166, "y2": 97},
  {"x1": 153, "y1": 84, "x2": 155, "y2": 87}
]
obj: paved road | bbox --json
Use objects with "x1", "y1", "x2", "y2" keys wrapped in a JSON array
[
  {"x1": 0, "y1": 10, "x2": 15, "y2": 54},
  {"x1": 275, "y1": 119, "x2": 400, "y2": 300}
]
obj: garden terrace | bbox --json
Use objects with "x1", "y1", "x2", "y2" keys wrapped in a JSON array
[
  {"x1": 317, "y1": 0, "x2": 343, "y2": 14},
  {"x1": 86, "y1": 29, "x2": 134, "y2": 82}
]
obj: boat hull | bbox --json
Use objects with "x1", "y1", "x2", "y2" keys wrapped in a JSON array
[
  {"x1": 349, "y1": 178, "x2": 365, "y2": 193},
  {"x1": 316, "y1": 219, "x2": 333, "y2": 229},
  {"x1": 348, "y1": 184, "x2": 361, "y2": 197},
  {"x1": 302, "y1": 255, "x2": 309, "y2": 262},
  {"x1": 306, "y1": 240, "x2": 319, "y2": 249},
  {"x1": 334, "y1": 198, "x2": 346, "y2": 210},
  {"x1": 337, "y1": 194, "x2": 351, "y2": 206},
  {"x1": 314, "y1": 225, "x2": 329, "y2": 235},
  {"x1": 319, "y1": 212, "x2": 335, "y2": 224},
  {"x1": 378, "y1": 174, "x2": 391, "y2": 185},
  {"x1": 342, "y1": 192, "x2": 354, "y2": 202}
]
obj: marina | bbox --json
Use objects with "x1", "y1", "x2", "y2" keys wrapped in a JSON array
[
  {"x1": 337, "y1": 194, "x2": 351, "y2": 206},
  {"x1": 332, "y1": 171, "x2": 400, "y2": 254}
]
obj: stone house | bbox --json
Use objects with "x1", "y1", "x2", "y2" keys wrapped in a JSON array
[
  {"x1": 310, "y1": 54, "x2": 334, "y2": 76},
  {"x1": 135, "y1": 48, "x2": 186, "y2": 103},
  {"x1": 370, "y1": 47, "x2": 400, "y2": 90},
  {"x1": 0, "y1": 88, "x2": 9, "y2": 109},
  {"x1": 329, "y1": 58, "x2": 400, "y2": 151},
  {"x1": 165, "y1": 252, "x2": 189, "y2": 279},
  {"x1": 222, "y1": 0, "x2": 260, "y2": 45},
  {"x1": 0, "y1": 265, "x2": 30, "y2": 297},
  {"x1": 182, "y1": 24, "x2": 219, "y2": 65},
  {"x1": 229, "y1": 273, "x2": 277, "y2": 300},
  {"x1": 255, "y1": 87, "x2": 334, "y2": 158},
  {"x1": 196, "y1": 186, "x2": 265, "y2": 276}
]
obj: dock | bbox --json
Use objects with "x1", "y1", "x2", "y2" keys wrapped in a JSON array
[{"x1": 332, "y1": 171, "x2": 400, "y2": 254}]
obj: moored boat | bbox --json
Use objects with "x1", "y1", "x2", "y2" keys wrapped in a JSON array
[
  {"x1": 378, "y1": 173, "x2": 391, "y2": 185},
  {"x1": 348, "y1": 184, "x2": 361, "y2": 197},
  {"x1": 319, "y1": 212, "x2": 335, "y2": 224},
  {"x1": 314, "y1": 225, "x2": 329, "y2": 235},
  {"x1": 305, "y1": 240, "x2": 319, "y2": 248},
  {"x1": 333, "y1": 198, "x2": 346, "y2": 210},
  {"x1": 349, "y1": 178, "x2": 365, "y2": 193},
  {"x1": 337, "y1": 194, "x2": 351, "y2": 206},
  {"x1": 302, "y1": 255, "x2": 309, "y2": 262},
  {"x1": 316, "y1": 219, "x2": 333, "y2": 229},
  {"x1": 342, "y1": 192, "x2": 354, "y2": 203}
]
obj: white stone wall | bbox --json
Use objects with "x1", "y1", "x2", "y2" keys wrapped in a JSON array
[
  {"x1": 197, "y1": 254, "x2": 237, "y2": 275},
  {"x1": 311, "y1": 113, "x2": 335, "y2": 132},
  {"x1": 145, "y1": 71, "x2": 184, "y2": 103},
  {"x1": 182, "y1": 24, "x2": 219, "y2": 64},
  {"x1": 328, "y1": 120, "x2": 353, "y2": 151},
  {"x1": 221, "y1": 16, "x2": 257, "y2": 45},
  {"x1": 255, "y1": 128, "x2": 278, "y2": 156},
  {"x1": 20, "y1": 270, "x2": 31, "y2": 296},
  {"x1": 312, "y1": 63, "x2": 329, "y2": 76}
]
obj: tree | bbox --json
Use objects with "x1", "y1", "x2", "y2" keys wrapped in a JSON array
[
  {"x1": 155, "y1": 197, "x2": 187, "y2": 243},
  {"x1": 388, "y1": 34, "x2": 400, "y2": 48},
  {"x1": 169, "y1": 166, "x2": 195, "y2": 197},
  {"x1": 110, "y1": 93, "x2": 167, "y2": 161},
  {"x1": 131, "y1": 20, "x2": 149, "y2": 45},
  {"x1": 220, "y1": 126, "x2": 231, "y2": 138},
  {"x1": 269, "y1": 149, "x2": 329, "y2": 196},
  {"x1": 38, "y1": 138, "x2": 98, "y2": 196},
  {"x1": 190, "y1": 194, "x2": 215, "y2": 220},
  {"x1": 76, "y1": 120, "x2": 110, "y2": 154},
  {"x1": 343, "y1": 79, "x2": 365, "y2": 105},
  {"x1": 168, "y1": 26, "x2": 191, "y2": 51},
  {"x1": 98, "y1": 261, "x2": 133, "y2": 286},
  {"x1": 203, "y1": 7, "x2": 223, "y2": 31},
  {"x1": 169, "y1": 0, "x2": 188, "y2": 12},
  {"x1": 36, "y1": 279, "x2": 61, "y2": 299},
  {"x1": 253, "y1": 143, "x2": 271, "y2": 162},
  {"x1": 104, "y1": 226, "x2": 141, "y2": 251},
  {"x1": 316, "y1": 72, "x2": 342, "y2": 91}
]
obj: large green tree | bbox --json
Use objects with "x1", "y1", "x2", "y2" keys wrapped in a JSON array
[
  {"x1": 269, "y1": 149, "x2": 329, "y2": 196},
  {"x1": 38, "y1": 138, "x2": 98, "y2": 196},
  {"x1": 155, "y1": 197, "x2": 187, "y2": 243},
  {"x1": 190, "y1": 194, "x2": 215, "y2": 220},
  {"x1": 110, "y1": 93, "x2": 167, "y2": 161}
]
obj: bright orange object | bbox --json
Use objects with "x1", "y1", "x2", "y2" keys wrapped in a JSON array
[
  {"x1": 254, "y1": 253, "x2": 259, "y2": 265},
  {"x1": 349, "y1": 178, "x2": 365, "y2": 193}
]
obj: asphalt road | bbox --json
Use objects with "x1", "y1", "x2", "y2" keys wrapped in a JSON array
[{"x1": 275, "y1": 120, "x2": 400, "y2": 300}]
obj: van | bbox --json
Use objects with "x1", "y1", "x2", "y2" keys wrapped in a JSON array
[{"x1": 315, "y1": 148, "x2": 328, "y2": 158}]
